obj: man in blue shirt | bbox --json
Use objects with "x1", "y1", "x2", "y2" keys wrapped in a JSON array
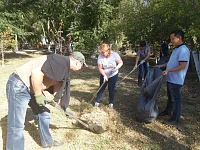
[{"x1": 155, "y1": 30, "x2": 190, "y2": 125}]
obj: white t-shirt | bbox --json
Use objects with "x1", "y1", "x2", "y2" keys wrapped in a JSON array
[{"x1": 97, "y1": 51, "x2": 121, "y2": 78}]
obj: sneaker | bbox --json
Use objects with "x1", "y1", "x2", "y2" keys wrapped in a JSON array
[
  {"x1": 42, "y1": 140, "x2": 64, "y2": 148},
  {"x1": 94, "y1": 102, "x2": 100, "y2": 107},
  {"x1": 164, "y1": 118, "x2": 179, "y2": 126},
  {"x1": 109, "y1": 103, "x2": 113, "y2": 108}
]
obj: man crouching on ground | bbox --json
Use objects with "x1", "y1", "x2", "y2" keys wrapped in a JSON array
[{"x1": 6, "y1": 52, "x2": 88, "y2": 149}]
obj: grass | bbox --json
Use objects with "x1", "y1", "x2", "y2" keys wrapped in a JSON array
[{"x1": 0, "y1": 51, "x2": 200, "y2": 150}]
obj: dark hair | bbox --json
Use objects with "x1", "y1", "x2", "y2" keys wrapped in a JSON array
[
  {"x1": 170, "y1": 30, "x2": 184, "y2": 40},
  {"x1": 139, "y1": 41, "x2": 146, "y2": 47}
]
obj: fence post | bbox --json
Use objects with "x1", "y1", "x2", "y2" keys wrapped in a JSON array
[{"x1": 192, "y1": 51, "x2": 200, "y2": 82}]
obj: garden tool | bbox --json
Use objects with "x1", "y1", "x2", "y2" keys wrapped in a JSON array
[
  {"x1": 116, "y1": 61, "x2": 144, "y2": 86},
  {"x1": 89, "y1": 80, "x2": 107, "y2": 103},
  {"x1": 45, "y1": 100, "x2": 104, "y2": 134}
]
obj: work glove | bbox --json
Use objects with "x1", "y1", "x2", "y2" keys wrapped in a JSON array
[
  {"x1": 133, "y1": 64, "x2": 137, "y2": 70},
  {"x1": 103, "y1": 75, "x2": 108, "y2": 82},
  {"x1": 35, "y1": 94, "x2": 46, "y2": 106},
  {"x1": 111, "y1": 67, "x2": 118, "y2": 74},
  {"x1": 140, "y1": 60, "x2": 145, "y2": 64}
]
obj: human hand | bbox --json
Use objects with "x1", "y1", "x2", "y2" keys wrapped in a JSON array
[
  {"x1": 162, "y1": 70, "x2": 169, "y2": 76},
  {"x1": 35, "y1": 94, "x2": 46, "y2": 106},
  {"x1": 111, "y1": 67, "x2": 118, "y2": 74},
  {"x1": 103, "y1": 75, "x2": 108, "y2": 82},
  {"x1": 133, "y1": 64, "x2": 137, "y2": 70},
  {"x1": 140, "y1": 60, "x2": 145, "y2": 64}
]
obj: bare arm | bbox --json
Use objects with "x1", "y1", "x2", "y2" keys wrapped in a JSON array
[
  {"x1": 155, "y1": 63, "x2": 167, "y2": 68},
  {"x1": 144, "y1": 51, "x2": 151, "y2": 61},
  {"x1": 135, "y1": 55, "x2": 140, "y2": 65},
  {"x1": 163, "y1": 62, "x2": 187, "y2": 75},
  {"x1": 31, "y1": 66, "x2": 44, "y2": 95},
  {"x1": 53, "y1": 83, "x2": 62, "y2": 106},
  {"x1": 116, "y1": 59, "x2": 123, "y2": 69},
  {"x1": 98, "y1": 64, "x2": 106, "y2": 77}
]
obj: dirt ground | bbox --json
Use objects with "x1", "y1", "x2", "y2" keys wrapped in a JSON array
[{"x1": 0, "y1": 51, "x2": 200, "y2": 150}]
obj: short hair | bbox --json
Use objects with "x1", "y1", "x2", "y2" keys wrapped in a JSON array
[
  {"x1": 139, "y1": 41, "x2": 146, "y2": 47},
  {"x1": 170, "y1": 30, "x2": 185, "y2": 40}
]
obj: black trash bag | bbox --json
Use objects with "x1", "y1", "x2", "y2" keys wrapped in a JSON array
[
  {"x1": 136, "y1": 68, "x2": 163, "y2": 123},
  {"x1": 156, "y1": 56, "x2": 169, "y2": 71}
]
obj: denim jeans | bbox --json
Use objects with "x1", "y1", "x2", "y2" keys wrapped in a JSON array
[
  {"x1": 96, "y1": 74, "x2": 118, "y2": 104},
  {"x1": 6, "y1": 74, "x2": 53, "y2": 150},
  {"x1": 165, "y1": 82, "x2": 182, "y2": 121},
  {"x1": 138, "y1": 61, "x2": 149, "y2": 84}
]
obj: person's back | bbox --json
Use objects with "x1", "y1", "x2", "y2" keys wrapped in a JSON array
[
  {"x1": 16, "y1": 55, "x2": 47, "y2": 89},
  {"x1": 160, "y1": 40, "x2": 169, "y2": 58}
]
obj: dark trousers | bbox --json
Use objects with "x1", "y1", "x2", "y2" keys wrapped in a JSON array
[
  {"x1": 165, "y1": 82, "x2": 182, "y2": 121},
  {"x1": 138, "y1": 61, "x2": 149, "y2": 84},
  {"x1": 96, "y1": 74, "x2": 118, "y2": 104}
]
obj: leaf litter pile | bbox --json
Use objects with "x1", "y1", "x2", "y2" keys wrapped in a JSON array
[{"x1": 80, "y1": 106, "x2": 124, "y2": 134}]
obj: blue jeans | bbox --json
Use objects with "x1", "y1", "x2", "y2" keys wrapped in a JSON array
[
  {"x1": 96, "y1": 74, "x2": 118, "y2": 104},
  {"x1": 138, "y1": 61, "x2": 149, "y2": 84},
  {"x1": 6, "y1": 74, "x2": 53, "y2": 150},
  {"x1": 165, "y1": 82, "x2": 182, "y2": 121}
]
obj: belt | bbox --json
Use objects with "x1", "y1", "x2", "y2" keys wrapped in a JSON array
[{"x1": 12, "y1": 72, "x2": 22, "y2": 81}]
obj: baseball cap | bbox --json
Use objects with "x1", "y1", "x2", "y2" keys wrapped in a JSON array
[{"x1": 72, "y1": 51, "x2": 88, "y2": 67}]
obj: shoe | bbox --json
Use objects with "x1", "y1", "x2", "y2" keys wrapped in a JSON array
[
  {"x1": 164, "y1": 118, "x2": 179, "y2": 126},
  {"x1": 158, "y1": 110, "x2": 170, "y2": 116},
  {"x1": 43, "y1": 140, "x2": 64, "y2": 148},
  {"x1": 94, "y1": 102, "x2": 100, "y2": 107},
  {"x1": 109, "y1": 103, "x2": 113, "y2": 108}
]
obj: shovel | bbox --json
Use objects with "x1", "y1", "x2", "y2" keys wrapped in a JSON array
[{"x1": 46, "y1": 100, "x2": 104, "y2": 134}]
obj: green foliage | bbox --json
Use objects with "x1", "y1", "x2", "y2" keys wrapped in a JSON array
[{"x1": 73, "y1": 30, "x2": 100, "y2": 53}]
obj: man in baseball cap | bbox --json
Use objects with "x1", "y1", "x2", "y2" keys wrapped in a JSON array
[{"x1": 72, "y1": 51, "x2": 88, "y2": 67}]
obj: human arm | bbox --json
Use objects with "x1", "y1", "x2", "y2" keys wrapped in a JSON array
[
  {"x1": 133, "y1": 55, "x2": 140, "y2": 69},
  {"x1": 31, "y1": 66, "x2": 45, "y2": 106},
  {"x1": 31, "y1": 66, "x2": 44, "y2": 96},
  {"x1": 143, "y1": 49, "x2": 151, "y2": 61},
  {"x1": 98, "y1": 64, "x2": 108, "y2": 81},
  {"x1": 154, "y1": 63, "x2": 167, "y2": 68},
  {"x1": 111, "y1": 59, "x2": 123, "y2": 73},
  {"x1": 52, "y1": 82, "x2": 62, "y2": 106},
  {"x1": 116, "y1": 59, "x2": 123, "y2": 69},
  {"x1": 162, "y1": 61, "x2": 187, "y2": 75},
  {"x1": 135, "y1": 55, "x2": 140, "y2": 65}
]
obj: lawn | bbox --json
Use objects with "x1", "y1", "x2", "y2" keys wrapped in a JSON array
[{"x1": 0, "y1": 51, "x2": 200, "y2": 150}]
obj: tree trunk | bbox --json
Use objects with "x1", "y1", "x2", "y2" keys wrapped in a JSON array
[{"x1": 1, "y1": 40, "x2": 4, "y2": 67}]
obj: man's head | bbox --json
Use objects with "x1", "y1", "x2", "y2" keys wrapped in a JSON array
[
  {"x1": 170, "y1": 30, "x2": 184, "y2": 46},
  {"x1": 70, "y1": 52, "x2": 88, "y2": 71}
]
